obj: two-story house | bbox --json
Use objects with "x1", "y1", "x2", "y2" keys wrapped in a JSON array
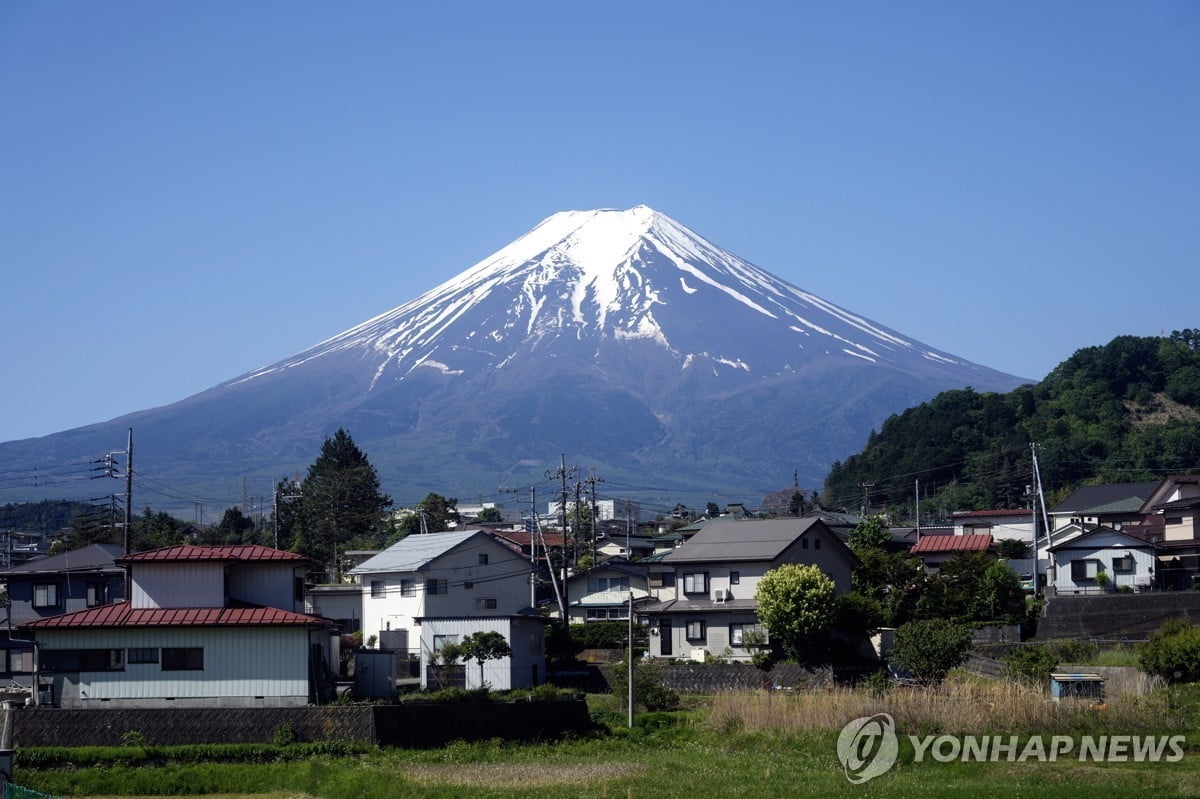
[
  {"x1": 562, "y1": 559, "x2": 654, "y2": 624},
  {"x1": 350, "y1": 530, "x2": 543, "y2": 689},
  {"x1": 642, "y1": 518, "x2": 856, "y2": 662},
  {"x1": 22, "y1": 544, "x2": 334, "y2": 708},
  {"x1": 0, "y1": 543, "x2": 126, "y2": 690}
]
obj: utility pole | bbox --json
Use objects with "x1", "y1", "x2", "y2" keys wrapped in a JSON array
[
  {"x1": 123, "y1": 428, "x2": 133, "y2": 598},
  {"x1": 588, "y1": 468, "x2": 603, "y2": 565},
  {"x1": 915, "y1": 479, "x2": 921, "y2": 543},
  {"x1": 546, "y1": 455, "x2": 577, "y2": 628},
  {"x1": 859, "y1": 482, "x2": 875, "y2": 518}
]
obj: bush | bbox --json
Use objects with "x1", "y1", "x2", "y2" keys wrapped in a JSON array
[
  {"x1": 631, "y1": 662, "x2": 679, "y2": 711},
  {"x1": 1140, "y1": 618, "x2": 1200, "y2": 683},
  {"x1": 889, "y1": 619, "x2": 972, "y2": 686},
  {"x1": 1003, "y1": 642, "x2": 1059, "y2": 685}
]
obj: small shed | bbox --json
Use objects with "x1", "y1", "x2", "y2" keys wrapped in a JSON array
[{"x1": 1049, "y1": 672, "x2": 1104, "y2": 702}]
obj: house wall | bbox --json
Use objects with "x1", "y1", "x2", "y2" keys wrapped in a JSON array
[
  {"x1": 360, "y1": 537, "x2": 531, "y2": 648},
  {"x1": 955, "y1": 515, "x2": 1034, "y2": 543},
  {"x1": 228, "y1": 563, "x2": 304, "y2": 611},
  {"x1": 7, "y1": 572, "x2": 126, "y2": 625},
  {"x1": 1162, "y1": 508, "x2": 1200, "y2": 542},
  {"x1": 1051, "y1": 535, "x2": 1157, "y2": 594},
  {"x1": 417, "y1": 617, "x2": 544, "y2": 690},
  {"x1": 132, "y1": 563, "x2": 225, "y2": 608},
  {"x1": 36, "y1": 626, "x2": 312, "y2": 708},
  {"x1": 655, "y1": 611, "x2": 761, "y2": 662}
]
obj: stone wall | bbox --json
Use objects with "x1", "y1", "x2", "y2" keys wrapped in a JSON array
[{"x1": 11, "y1": 702, "x2": 593, "y2": 748}]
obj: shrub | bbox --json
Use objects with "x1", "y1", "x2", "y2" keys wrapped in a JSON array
[
  {"x1": 889, "y1": 619, "x2": 972, "y2": 686},
  {"x1": 1003, "y1": 642, "x2": 1059, "y2": 685},
  {"x1": 1140, "y1": 618, "x2": 1200, "y2": 683},
  {"x1": 270, "y1": 722, "x2": 297, "y2": 746},
  {"x1": 630, "y1": 662, "x2": 679, "y2": 712}
]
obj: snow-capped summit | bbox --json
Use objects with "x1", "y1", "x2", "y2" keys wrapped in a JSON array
[
  {"x1": 236, "y1": 205, "x2": 993, "y2": 393},
  {"x1": 0, "y1": 206, "x2": 1027, "y2": 508}
]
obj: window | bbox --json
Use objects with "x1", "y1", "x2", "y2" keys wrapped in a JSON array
[
  {"x1": 426, "y1": 579, "x2": 448, "y2": 595},
  {"x1": 730, "y1": 623, "x2": 766, "y2": 648},
  {"x1": 399, "y1": 579, "x2": 415, "y2": 597},
  {"x1": 588, "y1": 576, "x2": 631, "y2": 592},
  {"x1": 475, "y1": 597, "x2": 498, "y2": 611},
  {"x1": 729, "y1": 571, "x2": 740, "y2": 585},
  {"x1": 463, "y1": 581, "x2": 474, "y2": 590},
  {"x1": 433, "y1": 634, "x2": 459, "y2": 652},
  {"x1": 162, "y1": 647, "x2": 204, "y2": 671},
  {"x1": 79, "y1": 649, "x2": 124, "y2": 672},
  {"x1": 8, "y1": 650, "x2": 31, "y2": 674},
  {"x1": 802, "y1": 537, "x2": 809, "y2": 549},
  {"x1": 370, "y1": 580, "x2": 385, "y2": 598},
  {"x1": 814, "y1": 538, "x2": 821, "y2": 550},
  {"x1": 128, "y1": 648, "x2": 159, "y2": 664},
  {"x1": 32, "y1": 583, "x2": 61, "y2": 609},
  {"x1": 86, "y1": 582, "x2": 106, "y2": 608},
  {"x1": 1071, "y1": 559, "x2": 1101, "y2": 582},
  {"x1": 478, "y1": 553, "x2": 490, "y2": 565},
  {"x1": 1112, "y1": 556, "x2": 1135, "y2": 574},
  {"x1": 660, "y1": 572, "x2": 675, "y2": 587},
  {"x1": 686, "y1": 620, "x2": 706, "y2": 642},
  {"x1": 294, "y1": 576, "x2": 305, "y2": 603},
  {"x1": 683, "y1": 572, "x2": 708, "y2": 595}
]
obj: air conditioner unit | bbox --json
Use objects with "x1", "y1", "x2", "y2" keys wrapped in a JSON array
[{"x1": 713, "y1": 588, "x2": 731, "y2": 603}]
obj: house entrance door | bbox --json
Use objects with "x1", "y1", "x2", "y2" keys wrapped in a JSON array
[{"x1": 659, "y1": 619, "x2": 672, "y2": 657}]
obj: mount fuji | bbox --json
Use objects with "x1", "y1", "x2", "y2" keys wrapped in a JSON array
[{"x1": 0, "y1": 206, "x2": 1027, "y2": 510}]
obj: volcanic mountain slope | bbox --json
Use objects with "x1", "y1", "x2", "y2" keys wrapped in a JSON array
[{"x1": 0, "y1": 206, "x2": 1027, "y2": 508}]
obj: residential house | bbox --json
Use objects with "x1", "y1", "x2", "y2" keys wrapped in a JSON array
[
  {"x1": 1046, "y1": 525, "x2": 1157, "y2": 594},
  {"x1": 951, "y1": 509, "x2": 1035, "y2": 546},
  {"x1": 0, "y1": 543, "x2": 126, "y2": 689},
  {"x1": 22, "y1": 544, "x2": 334, "y2": 708},
  {"x1": 642, "y1": 518, "x2": 856, "y2": 662},
  {"x1": 1134, "y1": 475, "x2": 1200, "y2": 589},
  {"x1": 563, "y1": 560, "x2": 653, "y2": 623},
  {"x1": 595, "y1": 533, "x2": 659, "y2": 561},
  {"x1": 909, "y1": 534, "x2": 994, "y2": 573},
  {"x1": 1049, "y1": 482, "x2": 1161, "y2": 532},
  {"x1": 350, "y1": 530, "x2": 533, "y2": 658}
]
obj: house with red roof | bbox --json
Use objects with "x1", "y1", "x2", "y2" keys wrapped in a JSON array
[
  {"x1": 22, "y1": 544, "x2": 335, "y2": 709},
  {"x1": 909, "y1": 533, "x2": 995, "y2": 573}
]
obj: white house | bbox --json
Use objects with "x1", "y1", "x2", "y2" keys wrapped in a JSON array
[
  {"x1": 642, "y1": 518, "x2": 856, "y2": 662},
  {"x1": 1047, "y1": 525, "x2": 1157, "y2": 594},
  {"x1": 23, "y1": 544, "x2": 335, "y2": 708},
  {"x1": 418, "y1": 614, "x2": 545, "y2": 690},
  {"x1": 350, "y1": 530, "x2": 533, "y2": 656}
]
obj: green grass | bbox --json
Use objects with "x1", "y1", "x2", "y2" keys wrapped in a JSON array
[{"x1": 19, "y1": 686, "x2": 1200, "y2": 799}]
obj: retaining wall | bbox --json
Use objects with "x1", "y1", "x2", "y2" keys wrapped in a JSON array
[
  {"x1": 11, "y1": 702, "x2": 592, "y2": 748},
  {"x1": 1037, "y1": 593, "x2": 1200, "y2": 640}
]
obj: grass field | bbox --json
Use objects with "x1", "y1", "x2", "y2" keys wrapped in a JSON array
[{"x1": 19, "y1": 677, "x2": 1200, "y2": 799}]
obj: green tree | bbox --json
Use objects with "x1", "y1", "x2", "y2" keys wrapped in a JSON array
[
  {"x1": 1139, "y1": 618, "x2": 1200, "y2": 683},
  {"x1": 852, "y1": 549, "x2": 923, "y2": 626},
  {"x1": 290, "y1": 429, "x2": 392, "y2": 580},
  {"x1": 131, "y1": 507, "x2": 190, "y2": 551},
  {"x1": 397, "y1": 493, "x2": 460, "y2": 537},
  {"x1": 847, "y1": 515, "x2": 891, "y2": 555},
  {"x1": 459, "y1": 631, "x2": 512, "y2": 688},
  {"x1": 474, "y1": 506, "x2": 503, "y2": 523},
  {"x1": 199, "y1": 507, "x2": 261, "y2": 545},
  {"x1": 755, "y1": 563, "x2": 837, "y2": 662},
  {"x1": 889, "y1": 619, "x2": 973, "y2": 685}
]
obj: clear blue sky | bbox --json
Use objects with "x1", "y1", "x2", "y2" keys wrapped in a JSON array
[{"x1": 2, "y1": 1, "x2": 1196, "y2": 443}]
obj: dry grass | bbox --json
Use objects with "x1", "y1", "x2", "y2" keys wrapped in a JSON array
[{"x1": 707, "y1": 673, "x2": 1183, "y2": 736}]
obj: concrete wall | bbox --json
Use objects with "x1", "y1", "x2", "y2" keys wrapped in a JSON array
[{"x1": 1036, "y1": 592, "x2": 1200, "y2": 640}]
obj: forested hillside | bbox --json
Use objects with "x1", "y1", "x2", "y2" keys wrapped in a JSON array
[{"x1": 822, "y1": 331, "x2": 1200, "y2": 518}]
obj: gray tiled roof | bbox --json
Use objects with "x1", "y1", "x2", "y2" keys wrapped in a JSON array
[
  {"x1": 1051, "y1": 482, "x2": 1160, "y2": 514},
  {"x1": 2, "y1": 543, "x2": 124, "y2": 576},
  {"x1": 664, "y1": 518, "x2": 823, "y2": 563}
]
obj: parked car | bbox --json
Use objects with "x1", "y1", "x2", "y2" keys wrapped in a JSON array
[{"x1": 1020, "y1": 574, "x2": 1035, "y2": 593}]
